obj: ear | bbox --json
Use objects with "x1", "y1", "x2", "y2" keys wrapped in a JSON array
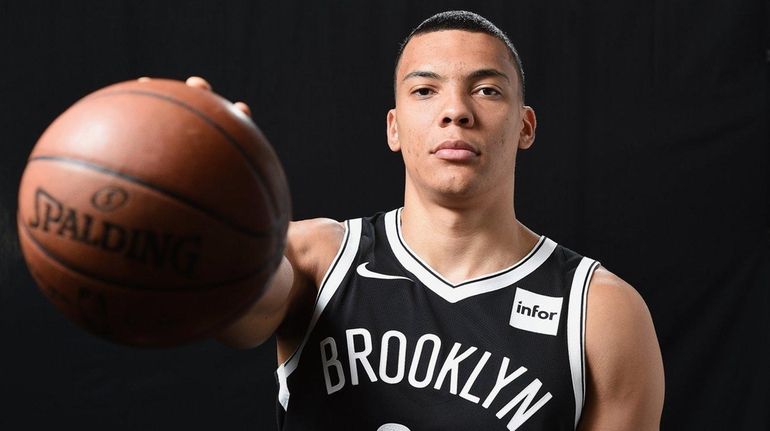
[
  {"x1": 518, "y1": 106, "x2": 537, "y2": 150},
  {"x1": 386, "y1": 109, "x2": 401, "y2": 152}
]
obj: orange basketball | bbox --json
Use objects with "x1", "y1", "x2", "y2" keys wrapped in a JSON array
[{"x1": 17, "y1": 79, "x2": 291, "y2": 347}]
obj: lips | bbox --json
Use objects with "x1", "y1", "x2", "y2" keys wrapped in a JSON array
[{"x1": 431, "y1": 140, "x2": 480, "y2": 161}]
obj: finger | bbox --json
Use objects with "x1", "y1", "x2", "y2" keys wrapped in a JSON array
[
  {"x1": 185, "y1": 76, "x2": 212, "y2": 91},
  {"x1": 138, "y1": 76, "x2": 152, "y2": 82},
  {"x1": 234, "y1": 101, "x2": 252, "y2": 118}
]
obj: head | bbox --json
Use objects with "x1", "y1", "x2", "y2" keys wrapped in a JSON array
[
  {"x1": 387, "y1": 11, "x2": 536, "y2": 206},
  {"x1": 394, "y1": 10, "x2": 526, "y2": 103}
]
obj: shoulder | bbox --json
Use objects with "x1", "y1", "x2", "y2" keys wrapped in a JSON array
[
  {"x1": 586, "y1": 267, "x2": 650, "y2": 326},
  {"x1": 286, "y1": 218, "x2": 346, "y2": 286},
  {"x1": 580, "y1": 266, "x2": 664, "y2": 429},
  {"x1": 585, "y1": 267, "x2": 659, "y2": 366}
]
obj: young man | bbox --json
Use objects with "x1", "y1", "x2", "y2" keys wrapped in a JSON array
[{"x1": 208, "y1": 10, "x2": 664, "y2": 431}]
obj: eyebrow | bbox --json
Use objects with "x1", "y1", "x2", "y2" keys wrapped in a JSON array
[
  {"x1": 402, "y1": 70, "x2": 441, "y2": 82},
  {"x1": 401, "y1": 68, "x2": 510, "y2": 83},
  {"x1": 469, "y1": 68, "x2": 510, "y2": 82}
]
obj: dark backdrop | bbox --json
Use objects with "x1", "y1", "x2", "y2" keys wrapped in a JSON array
[{"x1": 1, "y1": 1, "x2": 768, "y2": 430}]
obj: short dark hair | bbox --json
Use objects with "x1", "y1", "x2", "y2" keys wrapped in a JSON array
[{"x1": 394, "y1": 10, "x2": 526, "y2": 102}]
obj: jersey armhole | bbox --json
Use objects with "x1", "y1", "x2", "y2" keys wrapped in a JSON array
[
  {"x1": 566, "y1": 258, "x2": 600, "y2": 429},
  {"x1": 277, "y1": 218, "x2": 363, "y2": 411}
]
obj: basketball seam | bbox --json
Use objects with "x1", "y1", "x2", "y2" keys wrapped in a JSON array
[{"x1": 86, "y1": 88, "x2": 283, "y2": 219}]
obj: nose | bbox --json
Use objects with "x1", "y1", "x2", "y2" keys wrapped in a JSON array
[{"x1": 440, "y1": 91, "x2": 474, "y2": 128}]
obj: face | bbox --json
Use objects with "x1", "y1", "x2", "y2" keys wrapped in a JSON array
[{"x1": 387, "y1": 30, "x2": 536, "y2": 202}]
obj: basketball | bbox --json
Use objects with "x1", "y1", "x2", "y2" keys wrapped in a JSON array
[{"x1": 16, "y1": 79, "x2": 291, "y2": 347}]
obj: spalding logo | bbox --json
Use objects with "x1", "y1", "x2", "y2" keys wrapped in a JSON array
[
  {"x1": 91, "y1": 186, "x2": 129, "y2": 212},
  {"x1": 27, "y1": 187, "x2": 201, "y2": 277}
]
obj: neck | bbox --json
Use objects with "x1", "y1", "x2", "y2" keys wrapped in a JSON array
[{"x1": 400, "y1": 188, "x2": 538, "y2": 284}]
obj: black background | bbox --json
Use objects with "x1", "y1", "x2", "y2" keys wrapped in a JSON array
[{"x1": 1, "y1": 1, "x2": 768, "y2": 430}]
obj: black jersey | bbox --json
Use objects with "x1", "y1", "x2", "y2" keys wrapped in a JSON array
[{"x1": 276, "y1": 209, "x2": 599, "y2": 430}]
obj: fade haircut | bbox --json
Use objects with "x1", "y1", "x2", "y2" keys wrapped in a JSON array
[{"x1": 394, "y1": 10, "x2": 526, "y2": 102}]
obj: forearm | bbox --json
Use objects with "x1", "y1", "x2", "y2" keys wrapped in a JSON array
[{"x1": 215, "y1": 256, "x2": 295, "y2": 349}]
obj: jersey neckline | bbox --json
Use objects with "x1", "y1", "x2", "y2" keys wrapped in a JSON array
[{"x1": 384, "y1": 208, "x2": 557, "y2": 303}]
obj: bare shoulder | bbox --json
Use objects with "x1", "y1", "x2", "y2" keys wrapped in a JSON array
[
  {"x1": 580, "y1": 266, "x2": 664, "y2": 430},
  {"x1": 286, "y1": 218, "x2": 345, "y2": 286},
  {"x1": 586, "y1": 267, "x2": 650, "y2": 326}
]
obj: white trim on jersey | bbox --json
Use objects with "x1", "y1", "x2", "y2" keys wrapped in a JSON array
[
  {"x1": 277, "y1": 218, "x2": 363, "y2": 411},
  {"x1": 384, "y1": 208, "x2": 557, "y2": 303},
  {"x1": 566, "y1": 257, "x2": 600, "y2": 429}
]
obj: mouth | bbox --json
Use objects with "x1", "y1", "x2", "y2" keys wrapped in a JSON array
[{"x1": 431, "y1": 140, "x2": 480, "y2": 161}]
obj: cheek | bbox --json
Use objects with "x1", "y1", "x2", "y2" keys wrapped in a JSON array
[
  {"x1": 488, "y1": 133, "x2": 518, "y2": 172},
  {"x1": 401, "y1": 102, "x2": 436, "y2": 128},
  {"x1": 400, "y1": 123, "x2": 428, "y2": 157}
]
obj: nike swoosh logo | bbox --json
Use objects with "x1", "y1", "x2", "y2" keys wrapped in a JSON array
[{"x1": 356, "y1": 262, "x2": 413, "y2": 281}]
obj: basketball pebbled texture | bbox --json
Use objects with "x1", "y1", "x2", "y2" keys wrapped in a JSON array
[{"x1": 17, "y1": 79, "x2": 291, "y2": 347}]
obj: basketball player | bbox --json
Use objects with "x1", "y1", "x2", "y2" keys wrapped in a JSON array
[{"x1": 190, "y1": 10, "x2": 664, "y2": 430}]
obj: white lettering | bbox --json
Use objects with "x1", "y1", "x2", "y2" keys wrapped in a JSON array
[
  {"x1": 482, "y1": 357, "x2": 527, "y2": 408},
  {"x1": 320, "y1": 336, "x2": 345, "y2": 394},
  {"x1": 320, "y1": 329, "x2": 552, "y2": 429},
  {"x1": 379, "y1": 330, "x2": 407, "y2": 384},
  {"x1": 433, "y1": 343, "x2": 478, "y2": 394},
  {"x1": 459, "y1": 350, "x2": 491, "y2": 403},
  {"x1": 346, "y1": 328, "x2": 378, "y2": 385},
  {"x1": 496, "y1": 379, "x2": 553, "y2": 431},
  {"x1": 407, "y1": 333, "x2": 441, "y2": 388}
]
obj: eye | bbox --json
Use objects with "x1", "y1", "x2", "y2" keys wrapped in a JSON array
[
  {"x1": 411, "y1": 87, "x2": 435, "y2": 97},
  {"x1": 476, "y1": 87, "x2": 501, "y2": 97}
]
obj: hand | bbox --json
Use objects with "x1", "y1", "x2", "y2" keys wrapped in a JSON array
[
  {"x1": 137, "y1": 76, "x2": 252, "y2": 117},
  {"x1": 184, "y1": 76, "x2": 253, "y2": 117}
]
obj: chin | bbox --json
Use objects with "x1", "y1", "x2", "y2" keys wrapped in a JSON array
[
  {"x1": 430, "y1": 180, "x2": 481, "y2": 201},
  {"x1": 408, "y1": 169, "x2": 485, "y2": 203}
]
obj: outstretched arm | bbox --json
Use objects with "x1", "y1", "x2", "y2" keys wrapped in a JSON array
[
  {"x1": 579, "y1": 267, "x2": 665, "y2": 430},
  {"x1": 181, "y1": 77, "x2": 345, "y2": 352}
]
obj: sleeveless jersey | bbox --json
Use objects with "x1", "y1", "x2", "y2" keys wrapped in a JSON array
[{"x1": 276, "y1": 209, "x2": 599, "y2": 431}]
